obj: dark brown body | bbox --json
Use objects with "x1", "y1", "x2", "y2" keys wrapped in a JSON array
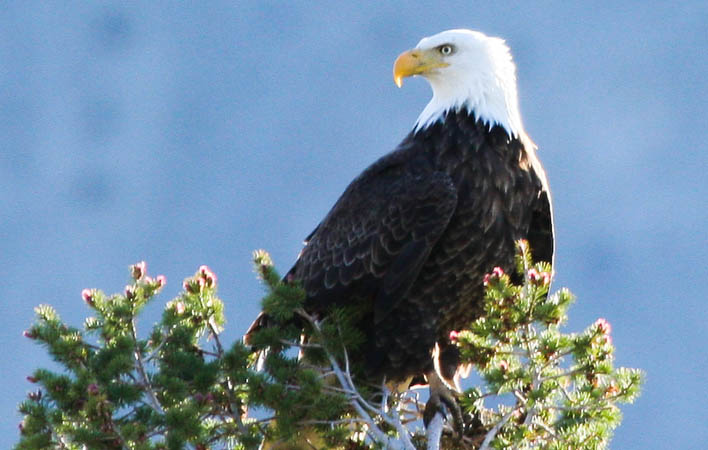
[{"x1": 255, "y1": 109, "x2": 553, "y2": 381}]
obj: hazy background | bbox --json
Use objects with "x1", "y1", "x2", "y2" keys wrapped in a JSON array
[{"x1": 1, "y1": 1, "x2": 706, "y2": 447}]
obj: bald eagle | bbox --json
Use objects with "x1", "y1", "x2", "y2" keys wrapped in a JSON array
[{"x1": 247, "y1": 29, "x2": 553, "y2": 425}]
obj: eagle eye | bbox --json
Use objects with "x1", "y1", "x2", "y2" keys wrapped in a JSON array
[{"x1": 438, "y1": 44, "x2": 454, "y2": 56}]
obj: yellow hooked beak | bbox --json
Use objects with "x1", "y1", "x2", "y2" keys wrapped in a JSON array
[{"x1": 393, "y1": 49, "x2": 449, "y2": 87}]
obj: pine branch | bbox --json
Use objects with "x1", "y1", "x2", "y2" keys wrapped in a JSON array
[
  {"x1": 479, "y1": 408, "x2": 518, "y2": 450},
  {"x1": 426, "y1": 413, "x2": 444, "y2": 450},
  {"x1": 131, "y1": 317, "x2": 164, "y2": 416},
  {"x1": 16, "y1": 244, "x2": 643, "y2": 450},
  {"x1": 294, "y1": 307, "x2": 414, "y2": 449}
]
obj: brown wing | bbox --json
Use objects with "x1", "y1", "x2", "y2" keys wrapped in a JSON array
[
  {"x1": 292, "y1": 162, "x2": 458, "y2": 323},
  {"x1": 524, "y1": 145, "x2": 554, "y2": 266},
  {"x1": 527, "y1": 189, "x2": 554, "y2": 265}
]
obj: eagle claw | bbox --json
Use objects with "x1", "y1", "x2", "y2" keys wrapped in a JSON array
[{"x1": 424, "y1": 370, "x2": 464, "y2": 438}]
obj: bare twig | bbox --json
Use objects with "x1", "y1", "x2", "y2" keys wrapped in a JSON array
[
  {"x1": 537, "y1": 421, "x2": 559, "y2": 440},
  {"x1": 294, "y1": 308, "x2": 418, "y2": 450},
  {"x1": 279, "y1": 338, "x2": 323, "y2": 349},
  {"x1": 560, "y1": 385, "x2": 574, "y2": 403},
  {"x1": 197, "y1": 293, "x2": 251, "y2": 437},
  {"x1": 131, "y1": 319, "x2": 164, "y2": 416},
  {"x1": 538, "y1": 349, "x2": 573, "y2": 373},
  {"x1": 381, "y1": 379, "x2": 390, "y2": 412},
  {"x1": 145, "y1": 335, "x2": 168, "y2": 362},
  {"x1": 294, "y1": 309, "x2": 390, "y2": 442},
  {"x1": 426, "y1": 411, "x2": 444, "y2": 450},
  {"x1": 50, "y1": 427, "x2": 69, "y2": 450},
  {"x1": 479, "y1": 408, "x2": 517, "y2": 450},
  {"x1": 390, "y1": 391, "x2": 416, "y2": 450},
  {"x1": 521, "y1": 325, "x2": 539, "y2": 430},
  {"x1": 129, "y1": 318, "x2": 177, "y2": 450},
  {"x1": 298, "y1": 418, "x2": 360, "y2": 426},
  {"x1": 540, "y1": 368, "x2": 584, "y2": 383}
]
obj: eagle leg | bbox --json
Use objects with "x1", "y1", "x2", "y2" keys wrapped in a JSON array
[{"x1": 423, "y1": 368, "x2": 464, "y2": 438}]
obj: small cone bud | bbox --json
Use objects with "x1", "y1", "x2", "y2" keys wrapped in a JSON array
[
  {"x1": 605, "y1": 383, "x2": 620, "y2": 397},
  {"x1": 527, "y1": 268, "x2": 540, "y2": 282},
  {"x1": 82, "y1": 288, "x2": 95, "y2": 306},
  {"x1": 598, "y1": 334, "x2": 612, "y2": 346},
  {"x1": 131, "y1": 261, "x2": 147, "y2": 280},
  {"x1": 594, "y1": 318, "x2": 612, "y2": 335},
  {"x1": 87, "y1": 383, "x2": 100, "y2": 396},
  {"x1": 125, "y1": 285, "x2": 136, "y2": 299},
  {"x1": 199, "y1": 265, "x2": 217, "y2": 287}
]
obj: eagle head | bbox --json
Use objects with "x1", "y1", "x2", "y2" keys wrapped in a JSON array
[{"x1": 393, "y1": 29, "x2": 524, "y2": 138}]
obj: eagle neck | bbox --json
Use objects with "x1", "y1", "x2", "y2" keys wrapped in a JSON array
[
  {"x1": 414, "y1": 79, "x2": 524, "y2": 138},
  {"x1": 404, "y1": 109, "x2": 529, "y2": 183},
  {"x1": 412, "y1": 109, "x2": 519, "y2": 148}
]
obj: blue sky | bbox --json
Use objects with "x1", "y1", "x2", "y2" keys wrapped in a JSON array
[{"x1": 1, "y1": 1, "x2": 706, "y2": 447}]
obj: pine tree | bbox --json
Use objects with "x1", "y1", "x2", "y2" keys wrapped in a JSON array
[{"x1": 16, "y1": 242, "x2": 642, "y2": 449}]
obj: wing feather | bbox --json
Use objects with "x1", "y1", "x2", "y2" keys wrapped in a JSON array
[
  {"x1": 293, "y1": 160, "x2": 457, "y2": 321},
  {"x1": 524, "y1": 145, "x2": 554, "y2": 265}
]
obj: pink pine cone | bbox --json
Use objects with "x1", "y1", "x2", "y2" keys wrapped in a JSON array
[
  {"x1": 81, "y1": 288, "x2": 94, "y2": 305},
  {"x1": 131, "y1": 261, "x2": 147, "y2": 280},
  {"x1": 595, "y1": 318, "x2": 612, "y2": 335}
]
